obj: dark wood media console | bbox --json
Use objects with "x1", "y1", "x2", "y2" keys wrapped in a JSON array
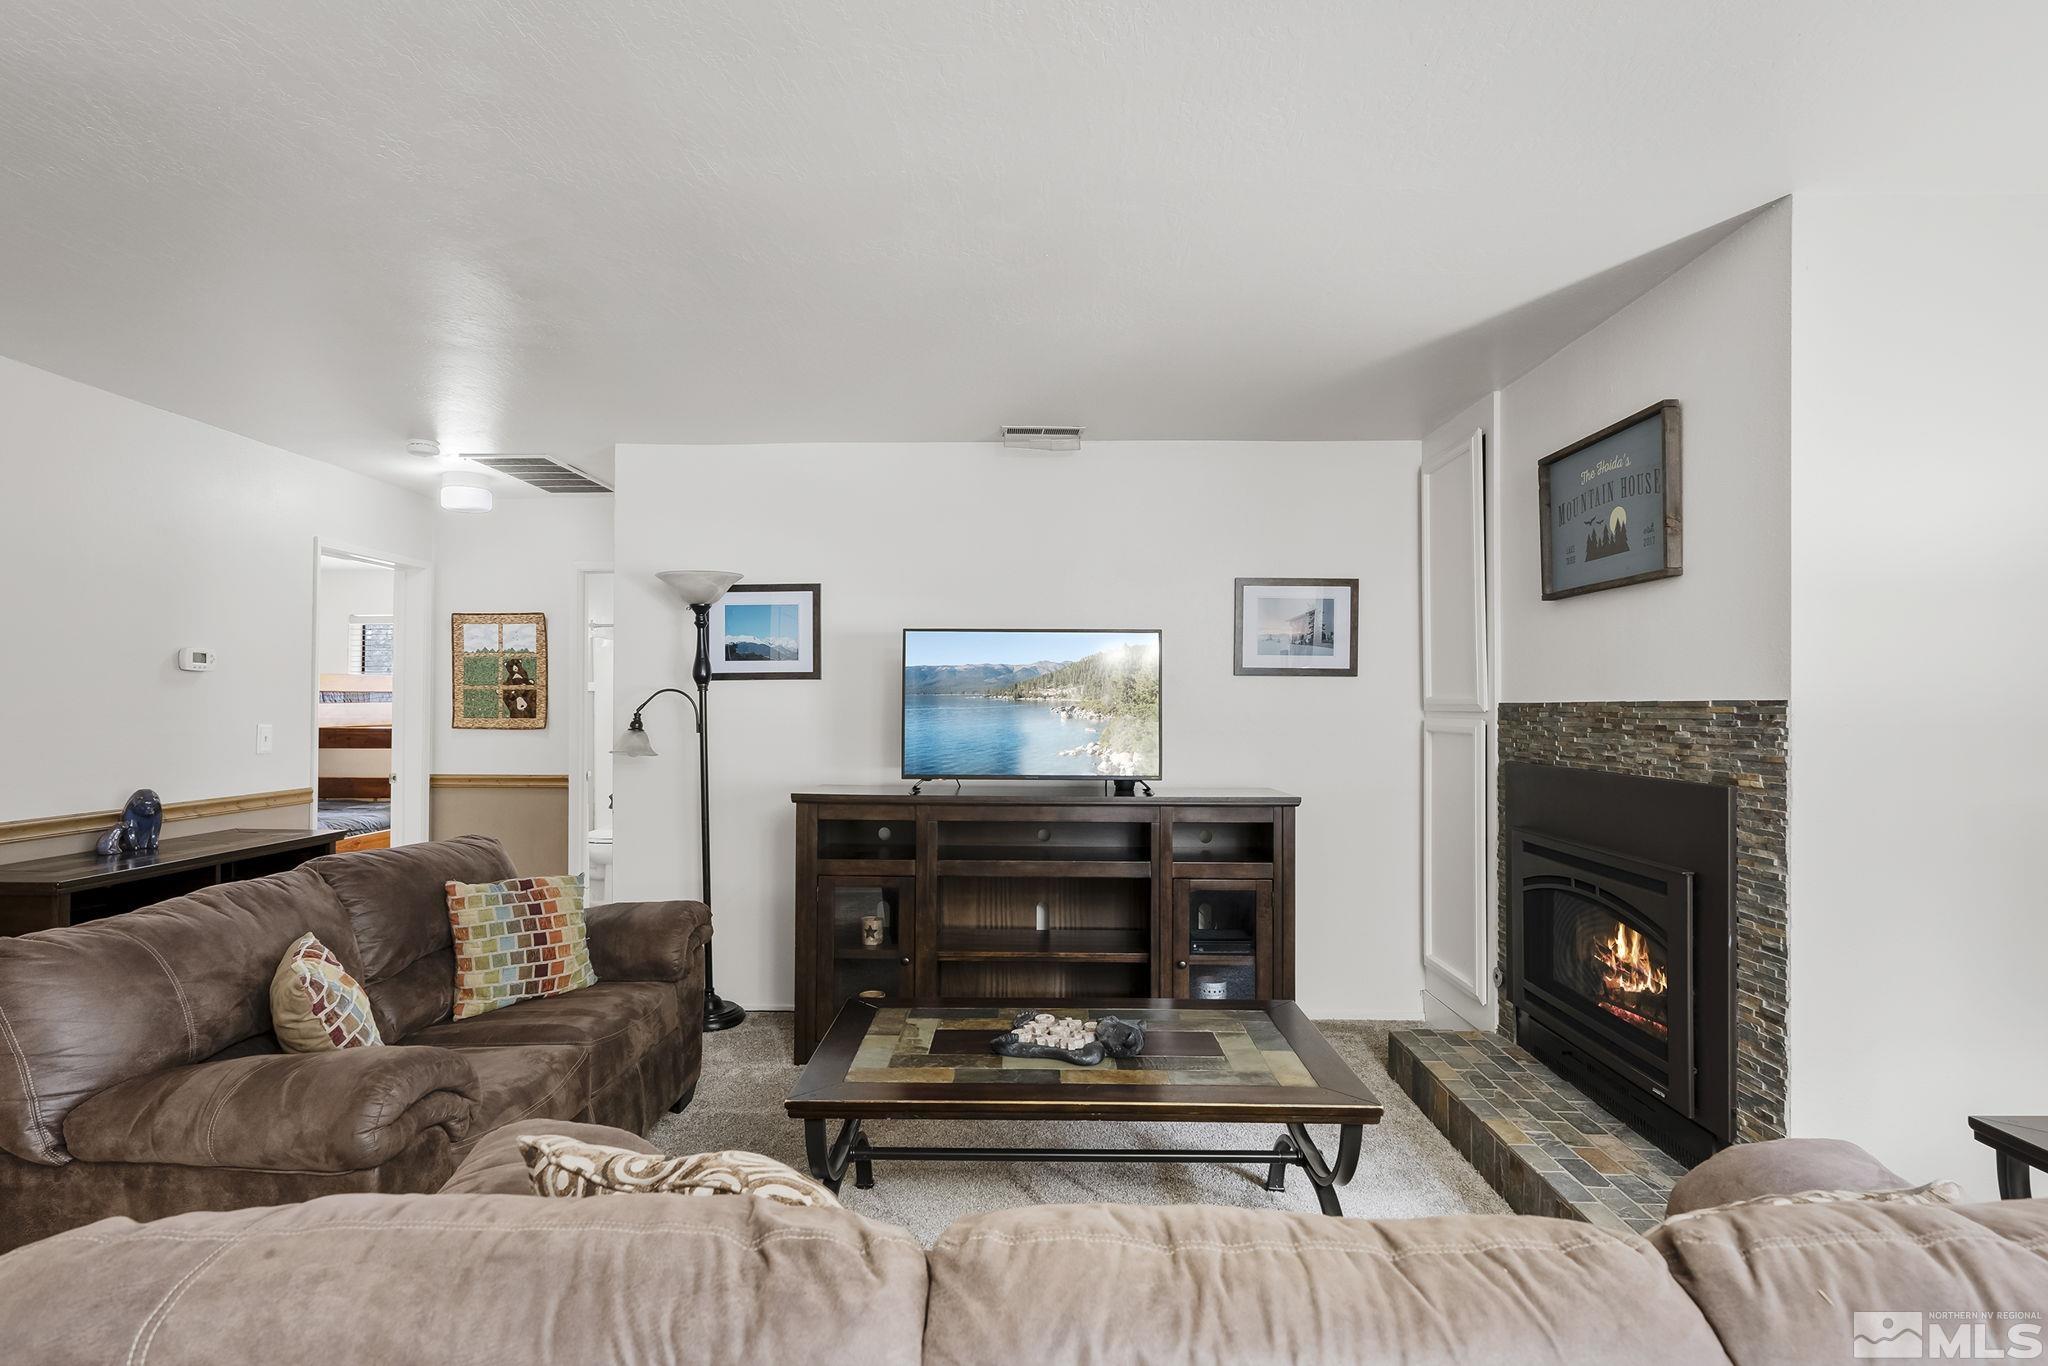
[{"x1": 791, "y1": 786, "x2": 1299, "y2": 1063}]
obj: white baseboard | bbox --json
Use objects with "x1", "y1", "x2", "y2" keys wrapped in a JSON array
[{"x1": 1421, "y1": 985, "x2": 1494, "y2": 1032}]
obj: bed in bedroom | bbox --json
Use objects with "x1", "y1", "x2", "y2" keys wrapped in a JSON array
[
  {"x1": 318, "y1": 672, "x2": 394, "y2": 852},
  {"x1": 316, "y1": 797, "x2": 391, "y2": 848}
]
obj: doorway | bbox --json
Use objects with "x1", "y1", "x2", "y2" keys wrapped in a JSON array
[
  {"x1": 315, "y1": 554, "x2": 397, "y2": 851},
  {"x1": 578, "y1": 571, "x2": 616, "y2": 899},
  {"x1": 312, "y1": 543, "x2": 431, "y2": 848}
]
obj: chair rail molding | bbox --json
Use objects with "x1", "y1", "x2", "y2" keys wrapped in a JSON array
[
  {"x1": 429, "y1": 774, "x2": 570, "y2": 789},
  {"x1": 0, "y1": 788, "x2": 315, "y2": 846}
]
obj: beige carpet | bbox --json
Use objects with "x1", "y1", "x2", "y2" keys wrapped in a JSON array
[{"x1": 650, "y1": 1012, "x2": 1508, "y2": 1244}]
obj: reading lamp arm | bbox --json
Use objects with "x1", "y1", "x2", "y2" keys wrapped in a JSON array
[{"x1": 627, "y1": 687, "x2": 703, "y2": 735}]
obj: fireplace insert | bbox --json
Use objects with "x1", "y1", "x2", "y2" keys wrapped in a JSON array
[
  {"x1": 1511, "y1": 830, "x2": 1695, "y2": 1118},
  {"x1": 1502, "y1": 761, "x2": 1737, "y2": 1166}
]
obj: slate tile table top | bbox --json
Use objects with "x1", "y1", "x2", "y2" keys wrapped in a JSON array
[{"x1": 787, "y1": 999, "x2": 1383, "y2": 1214}]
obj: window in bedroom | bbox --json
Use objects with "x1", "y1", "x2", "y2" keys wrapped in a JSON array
[{"x1": 351, "y1": 616, "x2": 395, "y2": 674}]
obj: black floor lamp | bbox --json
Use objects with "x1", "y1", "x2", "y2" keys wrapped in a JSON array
[{"x1": 612, "y1": 569, "x2": 747, "y2": 1033}]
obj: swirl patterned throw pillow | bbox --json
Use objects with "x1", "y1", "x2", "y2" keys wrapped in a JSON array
[
  {"x1": 1661, "y1": 1180, "x2": 1966, "y2": 1225},
  {"x1": 270, "y1": 932, "x2": 382, "y2": 1052},
  {"x1": 519, "y1": 1135, "x2": 841, "y2": 1209},
  {"x1": 445, "y1": 873, "x2": 598, "y2": 1020}
]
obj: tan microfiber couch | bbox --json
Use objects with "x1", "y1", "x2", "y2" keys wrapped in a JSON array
[
  {"x1": 0, "y1": 836, "x2": 709, "y2": 1252},
  {"x1": 3, "y1": 1123, "x2": 2043, "y2": 1364}
]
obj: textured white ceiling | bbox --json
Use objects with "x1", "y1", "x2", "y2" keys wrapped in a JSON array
[{"x1": 2, "y1": 1, "x2": 2042, "y2": 493}]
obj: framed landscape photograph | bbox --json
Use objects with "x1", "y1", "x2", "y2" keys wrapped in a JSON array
[
  {"x1": 450, "y1": 612, "x2": 548, "y2": 728},
  {"x1": 1234, "y1": 578, "x2": 1359, "y2": 676},
  {"x1": 1537, "y1": 399, "x2": 1683, "y2": 600},
  {"x1": 709, "y1": 583, "x2": 820, "y2": 680}
]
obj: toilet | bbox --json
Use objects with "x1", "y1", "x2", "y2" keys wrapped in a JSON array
[{"x1": 586, "y1": 827, "x2": 614, "y2": 904}]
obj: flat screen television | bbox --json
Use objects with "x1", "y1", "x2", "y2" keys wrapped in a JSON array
[{"x1": 902, "y1": 629, "x2": 1162, "y2": 781}]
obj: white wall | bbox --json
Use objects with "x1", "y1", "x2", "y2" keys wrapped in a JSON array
[
  {"x1": 1787, "y1": 195, "x2": 2048, "y2": 1198},
  {"x1": 612, "y1": 441, "x2": 1421, "y2": 1015},
  {"x1": 429, "y1": 497, "x2": 614, "y2": 778},
  {"x1": 315, "y1": 560, "x2": 394, "y2": 675},
  {"x1": 0, "y1": 355, "x2": 434, "y2": 826},
  {"x1": 1495, "y1": 202, "x2": 1792, "y2": 702}
]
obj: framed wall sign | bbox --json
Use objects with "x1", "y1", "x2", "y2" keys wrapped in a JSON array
[
  {"x1": 710, "y1": 583, "x2": 821, "y2": 680},
  {"x1": 451, "y1": 612, "x2": 548, "y2": 728},
  {"x1": 1234, "y1": 578, "x2": 1360, "y2": 676},
  {"x1": 1537, "y1": 400, "x2": 1683, "y2": 600}
]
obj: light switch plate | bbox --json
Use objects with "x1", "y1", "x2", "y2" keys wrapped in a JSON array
[{"x1": 256, "y1": 723, "x2": 274, "y2": 754}]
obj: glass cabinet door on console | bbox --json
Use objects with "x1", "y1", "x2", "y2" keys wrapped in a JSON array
[
  {"x1": 1169, "y1": 878, "x2": 1272, "y2": 1000},
  {"x1": 817, "y1": 877, "x2": 915, "y2": 1011}
]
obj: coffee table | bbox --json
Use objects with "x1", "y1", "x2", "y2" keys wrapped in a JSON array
[{"x1": 785, "y1": 999, "x2": 1383, "y2": 1215}]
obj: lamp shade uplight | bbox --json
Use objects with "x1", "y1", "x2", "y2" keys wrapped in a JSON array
[
  {"x1": 439, "y1": 473, "x2": 493, "y2": 513},
  {"x1": 656, "y1": 570, "x2": 743, "y2": 606}
]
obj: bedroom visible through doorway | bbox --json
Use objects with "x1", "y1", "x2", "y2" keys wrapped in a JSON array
[{"x1": 316, "y1": 552, "x2": 398, "y2": 852}]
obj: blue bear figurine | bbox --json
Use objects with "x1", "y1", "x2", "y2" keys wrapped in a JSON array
[{"x1": 95, "y1": 789, "x2": 164, "y2": 857}]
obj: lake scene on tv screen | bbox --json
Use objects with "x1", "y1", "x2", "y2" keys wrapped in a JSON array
[{"x1": 904, "y1": 630, "x2": 1161, "y2": 778}]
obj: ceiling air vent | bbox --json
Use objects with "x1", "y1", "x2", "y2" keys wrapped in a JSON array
[
  {"x1": 464, "y1": 455, "x2": 613, "y2": 493},
  {"x1": 1001, "y1": 425, "x2": 1083, "y2": 452}
]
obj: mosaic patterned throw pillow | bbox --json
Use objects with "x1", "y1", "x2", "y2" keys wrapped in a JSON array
[
  {"x1": 445, "y1": 873, "x2": 597, "y2": 1020},
  {"x1": 518, "y1": 1135, "x2": 841, "y2": 1209},
  {"x1": 270, "y1": 932, "x2": 383, "y2": 1052}
]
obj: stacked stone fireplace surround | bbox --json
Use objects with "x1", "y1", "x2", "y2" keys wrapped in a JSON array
[{"x1": 1393, "y1": 700, "x2": 1788, "y2": 1229}]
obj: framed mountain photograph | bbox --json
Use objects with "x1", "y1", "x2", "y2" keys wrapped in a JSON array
[
  {"x1": 450, "y1": 612, "x2": 548, "y2": 728},
  {"x1": 1234, "y1": 578, "x2": 1359, "y2": 676},
  {"x1": 1537, "y1": 400, "x2": 1683, "y2": 600},
  {"x1": 709, "y1": 583, "x2": 820, "y2": 680}
]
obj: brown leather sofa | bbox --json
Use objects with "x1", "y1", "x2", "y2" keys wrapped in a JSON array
[
  {"x1": 1, "y1": 1125, "x2": 2041, "y2": 1364},
  {"x1": 0, "y1": 835, "x2": 708, "y2": 1252}
]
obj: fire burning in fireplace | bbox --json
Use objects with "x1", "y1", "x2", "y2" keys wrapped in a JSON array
[{"x1": 1595, "y1": 921, "x2": 1669, "y2": 1038}]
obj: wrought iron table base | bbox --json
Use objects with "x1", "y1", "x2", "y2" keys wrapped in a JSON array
[{"x1": 803, "y1": 1118, "x2": 1365, "y2": 1216}]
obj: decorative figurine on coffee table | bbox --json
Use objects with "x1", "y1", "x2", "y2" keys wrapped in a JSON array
[
  {"x1": 94, "y1": 788, "x2": 164, "y2": 857},
  {"x1": 990, "y1": 1011, "x2": 1147, "y2": 1066},
  {"x1": 1094, "y1": 1015, "x2": 1147, "y2": 1057}
]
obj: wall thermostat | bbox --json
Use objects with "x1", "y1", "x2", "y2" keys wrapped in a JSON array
[{"x1": 177, "y1": 647, "x2": 218, "y2": 672}]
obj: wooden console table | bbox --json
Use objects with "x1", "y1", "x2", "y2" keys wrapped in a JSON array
[
  {"x1": 0, "y1": 827, "x2": 342, "y2": 937},
  {"x1": 791, "y1": 786, "x2": 1298, "y2": 1063}
]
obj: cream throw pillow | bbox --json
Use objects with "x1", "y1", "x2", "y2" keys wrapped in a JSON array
[
  {"x1": 270, "y1": 932, "x2": 382, "y2": 1052},
  {"x1": 519, "y1": 1135, "x2": 841, "y2": 1209}
]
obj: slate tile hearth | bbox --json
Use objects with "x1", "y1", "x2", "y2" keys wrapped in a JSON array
[{"x1": 1387, "y1": 1028, "x2": 1685, "y2": 1233}]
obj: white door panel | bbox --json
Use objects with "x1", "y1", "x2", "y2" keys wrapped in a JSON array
[
  {"x1": 1419, "y1": 424, "x2": 1494, "y2": 1029},
  {"x1": 1422, "y1": 430, "x2": 1487, "y2": 712},
  {"x1": 1423, "y1": 716, "x2": 1489, "y2": 1002}
]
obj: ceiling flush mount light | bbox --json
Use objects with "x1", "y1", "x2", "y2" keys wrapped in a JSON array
[
  {"x1": 439, "y1": 472, "x2": 492, "y2": 513},
  {"x1": 1002, "y1": 425, "x2": 1083, "y2": 452},
  {"x1": 406, "y1": 438, "x2": 440, "y2": 459}
]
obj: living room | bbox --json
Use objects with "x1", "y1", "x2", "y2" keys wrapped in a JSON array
[{"x1": 2, "y1": 4, "x2": 2045, "y2": 1362}]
